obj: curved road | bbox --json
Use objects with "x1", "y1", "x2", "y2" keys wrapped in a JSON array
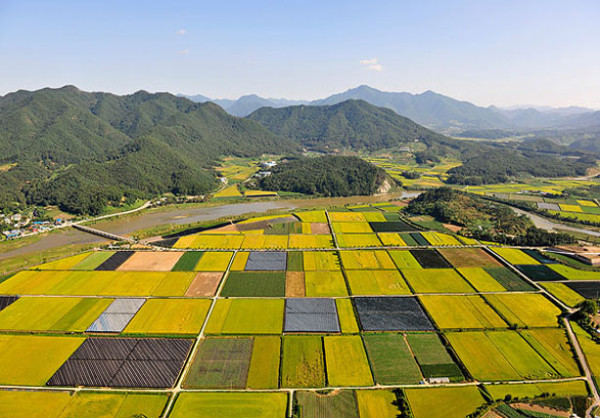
[{"x1": 512, "y1": 207, "x2": 600, "y2": 237}]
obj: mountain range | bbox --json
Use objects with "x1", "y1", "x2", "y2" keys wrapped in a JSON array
[{"x1": 181, "y1": 85, "x2": 600, "y2": 133}]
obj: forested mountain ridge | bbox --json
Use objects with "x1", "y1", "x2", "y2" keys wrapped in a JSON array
[{"x1": 0, "y1": 86, "x2": 299, "y2": 214}]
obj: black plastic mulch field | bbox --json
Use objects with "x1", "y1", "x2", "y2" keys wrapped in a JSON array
[
  {"x1": 369, "y1": 221, "x2": 416, "y2": 233},
  {"x1": 564, "y1": 282, "x2": 600, "y2": 299},
  {"x1": 245, "y1": 251, "x2": 287, "y2": 271},
  {"x1": 514, "y1": 264, "x2": 566, "y2": 282},
  {"x1": 354, "y1": 297, "x2": 434, "y2": 331},
  {"x1": 410, "y1": 249, "x2": 453, "y2": 268},
  {"x1": 47, "y1": 337, "x2": 193, "y2": 388},
  {"x1": 0, "y1": 296, "x2": 18, "y2": 312},
  {"x1": 95, "y1": 251, "x2": 135, "y2": 271},
  {"x1": 284, "y1": 298, "x2": 340, "y2": 332}
]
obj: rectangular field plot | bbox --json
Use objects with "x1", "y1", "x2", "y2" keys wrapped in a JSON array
[
  {"x1": 332, "y1": 222, "x2": 373, "y2": 234},
  {"x1": 194, "y1": 251, "x2": 233, "y2": 271},
  {"x1": 240, "y1": 235, "x2": 288, "y2": 249},
  {"x1": 515, "y1": 264, "x2": 566, "y2": 281},
  {"x1": 95, "y1": 251, "x2": 135, "y2": 271},
  {"x1": 117, "y1": 251, "x2": 183, "y2": 271},
  {"x1": 244, "y1": 251, "x2": 287, "y2": 270},
  {"x1": 407, "y1": 333, "x2": 463, "y2": 380},
  {"x1": 205, "y1": 299, "x2": 284, "y2": 334},
  {"x1": 324, "y1": 336, "x2": 373, "y2": 387},
  {"x1": 420, "y1": 232, "x2": 462, "y2": 246},
  {"x1": 346, "y1": 270, "x2": 411, "y2": 295},
  {"x1": 484, "y1": 293, "x2": 561, "y2": 328},
  {"x1": 184, "y1": 337, "x2": 253, "y2": 388},
  {"x1": 541, "y1": 282, "x2": 586, "y2": 307},
  {"x1": 33, "y1": 252, "x2": 96, "y2": 270},
  {"x1": 171, "y1": 392, "x2": 288, "y2": 418},
  {"x1": 0, "y1": 335, "x2": 84, "y2": 385},
  {"x1": 457, "y1": 268, "x2": 506, "y2": 292},
  {"x1": 336, "y1": 234, "x2": 382, "y2": 248},
  {"x1": 329, "y1": 212, "x2": 366, "y2": 222},
  {"x1": 409, "y1": 233, "x2": 429, "y2": 246},
  {"x1": 388, "y1": 250, "x2": 422, "y2": 269},
  {"x1": 355, "y1": 390, "x2": 399, "y2": 418},
  {"x1": 354, "y1": 297, "x2": 434, "y2": 331},
  {"x1": 402, "y1": 268, "x2": 476, "y2": 293},
  {"x1": 419, "y1": 295, "x2": 507, "y2": 329},
  {"x1": 281, "y1": 336, "x2": 325, "y2": 388},
  {"x1": 409, "y1": 249, "x2": 452, "y2": 268},
  {"x1": 446, "y1": 331, "x2": 560, "y2": 381},
  {"x1": 247, "y1": 336, "x2": 281, "y2": 389},
  {"x1": 377, "y1": 233, "x2": 407, "y2": 246},
  {"x1": 564, "y1": 281, "x2": 600, "y2": 299},
  {"x1": 369, "y1": 220, "x2": 415, "y2": 232},
  {"x1": 285, "y1": 272, "x2": 305, "y2": 297},
  {"x1": 485, "y1": 380, "x2": 589, "y2": 401},
  {"x1": 438, "y1": 248, "x2": 501, "y2": 268},
  {"x1": 491, "y1": 247, "x2": 539, "y2": 265},
  {"x1": 285, "y1": 298, "x2": 340, "y2": 333},
  {"x1": 303, "y1": 251, "x2": 341, "y2": 271},
  {"x1": 405, "y1": 387, "x2": 486, "y2": 418},
  {"x1": 295, "y1": 210, "x2": 328, "y2": 223},
  {"x1": 221, "y1": 272, "x2": 286, "y2": 297},
  {"x1": 296, "y1": 390, "x2": 359, "y2": 418},
  {"x1": 48, "y1": 337, "x2": 193, "y2": 388},
  {"x1": 288, "y1": 234, "x2": 334, "y2": 249},
  {"x1": 0, "y1": 296, "x2": 112, "y2": 332},
  {"x1": 363, "y1": 333, "x2": 422, "y2": 384},
  {"x1": 551, "y1": 264, "x2": 600, "y2": 280},
  {"x1": 175, "y1": 234, "x2": 244, "y2": 249},
  {"x1": 86, "y1": 298, "x2": 143, "y2": 333},
  {"x1": 184, "y1": 272, "x2": 223, "y2": 296},
  {"x1": 171, "y1": 251, "x2": 204, "y2": 271},
  {"x1": 485, "y1": 267, "x2": 535, "y2": 291},
  {"x1": 71, "y1": 251, "x2": 117, "y2": 270},
  {"x1": 519, "y1": 329, "x2": 580, "y2": 377},
  {"x1": 287, "y1": 251, "x2": 303, "y2": 271},
  {"x1": 339, "y1": 250, "x2": 395, "y2": 269},
  {"x1": 336, "y1": 298, "x2": 359, "y2": 333},
  {"x1": 304, "y1": 271, "x2": 348, "y2": 297},
  {"x1": 123, "y1": 299, "x2": 211, "y2": 335}
]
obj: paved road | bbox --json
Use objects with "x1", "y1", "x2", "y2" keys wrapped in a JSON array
[{"x1": 512, "y1": 207, "x2": 600, "y2": 237}]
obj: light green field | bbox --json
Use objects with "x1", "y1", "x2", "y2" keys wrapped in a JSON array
[
  {"x1": 324, "y1": 336, "x2": 373, "y2": 387},
  {"x1": 123, "y1": 298, "x2": 211, "y2": 335},
  {"x1": 491, "y1": 248, "x2": 540, "y2": 265},
  {"x1": 205, "y1": 299, "x2": 284, "y2": 334},
  {"x1": 363, "y1": 334, "x2": 422, "y2": 384},
  {"x1": 402, "y1": 268, "x2": 476, "y2": 293},
  {"x1": 550, "y1": 264, "x2": 600, "y2": 280},
  {"x1": 540, "y1": 282, "x2": 585, "y2": 307},
  {"x1": 520, "y1": 328, "x2": 580, "y2": 377},
  {"x1": 194, "y1": 251, "x2": 233, "y2": 271},
  {"x1": 72, "y1": 251, "x2": 116, "y2": 270},
  {"x1": 346, "y1": 270, "x2": 411, "y2": 295},
  {"x1": 419, "y1": 295, "x2": 507, "y2": 329},
  {"x1": 485, "y1": 380, "x2": 589, "y2": 400},
  {"x1": 32, "y1": 252, "x2": 92, "y2": 270},
  {"x1": 295, "y1": 390, "x2": 359, "y2": 418},
  {"x1": 170, "y1": 392, "x2": 288, "y2": 418},
  {"x1": 247, "y1": 336, "x2": 281, "y2": 389},
  {"x1": 405, "y1": 386, "x2": 485, "y2": 418},
  {"x1": 484, "y1": 293, "x2": 561, "y2": 328},
  {"x1": 388, "y1": 250, "x2": 422, "y2": 269},
  {"x1": 457, "y1": 267, "x2": 506, "y2": 292}
]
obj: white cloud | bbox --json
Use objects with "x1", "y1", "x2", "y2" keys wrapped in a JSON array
[
  {"x1": 177, "y1": 49, "x2": 190, "y2": 55},
  {"x1": 360, "y1": 58, "x2": 383, "y2": 71},
  {"x1": 176, "y1": 29, "x2": 186, "y2": 35}
]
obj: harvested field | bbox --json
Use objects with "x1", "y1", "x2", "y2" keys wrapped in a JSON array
[
  {"x1": 491, "y1": 248, "x2": 539, "y2": 265},
  {"x1": 515, "y1": 264, "x2": 566, "y2": 281},
  {"x1": 247, "y1": 336, "x2": 281, "y2": 389},
  {"x1": 310, "y1": 223, "x2": 331, "y2": 234},
  {"x1": 281, "y1": 336, "x2": 325, "y2": 388},
  {"x1": 541, "y1": 282, "x2": 585, "y2": 307},
  {"x1": 170, "y1": 392, "x2": 288, "y2": 418},
  {"x1": 285, "y1": 272, "x2": 305, "y2": 297},
  {"x1": 95, "y1": 251, "x2": 135, "y2": 271},
  {"x1": 171, "y1": 252, "x2": 204, "y2": 271},
  {"x1": 369, "y1": 220, "x2": 415, "y2": 232},
  {"x1": 205, "y1": 299, "x2": 284, "y2": 334},
  {"x1": 185, "y1": 272, "x2": 223, "y2": 296},
  {"x1": 419, "y1": 295, "x2": 507, "y2": 329},
  {"x1": 124, "y1": 299, "x2": 211, "y2": 335},
  {"x1": 221, "y1": 271, "x2": 286, "y2": 297},
  {"x1": 354, "y1": 297, "x2": 434, "y2": 331},
  {"x1": 0, "y1": 335, "x2": 84, "y2": 385},
  {"x1": 287, "y1": 251, "x2": 304, "y2": 271},
  {"x1": 245, "y1": 251, "x2": 287, "y2": 271},
  {"x1": 285, "y1": 298, "x2": 340, "y2": 333},
  {"x1": 406, "y1": 386, "x2": 485, "y2": 418},
  {"x1": 296, "y1": 390, "x2": 359, "y2": 418},
  {"x1": 485, "y1": 293, "x2": 561, "y2": 328},
  {"x1": 305, "y1": 271, "x2": 348, "y2": 297},
  {"x1": 336, "y1": 233, "x2": 382, "y2": 248},
  {"x1": 388, "y1": 250, "x2": 421, "y2": 269},
  {"x1": 407, "y1": 333, "x2": 463, "y2": 379},
  {"x1": 485, "y1": 267, "x2": 535, "y2": 291},
  {"x1": 363, "y1": 333, "x2": 422, "y2": 384},
  {"x1": 564, "y1": 281, "x2": 600, "y2": 299},
  {"x1": 194, "y1": 251, "x2": 233, "y2": 271},
  {"x1": 324, "y1": 336, "x2": 373, "y2": 387},
  {"x1": 345, "y1": 270, "x2": 411, "y2": 295},
  {"x1": 458, "y1": 268, "x2": 506, "y2": 292},
  {"x1": 355, "y1": 390, "x2": 398, "y2": 418},
  {"x1": 402, "y1": 268, "x2": 476, "y2": 293},
  {"x1": 438, "y1": 248, "x2": 501, "y2": 268},
  {"x1": 339, "y1": 250, "x2": 395, "y2": 270},
  {"x1": 410, "y1": 249, "x2": 452, "y2": 268},
  {"x1": 184, "y1": 337, "x2": 253, "y2": 388},
  {"x1": 117, "y1": 251, "x2": 183, "y2": 271},
  {"x1": 336, "y1": 298, "x2": 359, "y2": 333},
  {"x1": 303, "y1": 251, "x2": 341, "y2": 271}
]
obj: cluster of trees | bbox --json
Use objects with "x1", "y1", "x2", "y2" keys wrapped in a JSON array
[
  {"x1": 407, "y1": 188, "x2": 575, "y2": 246},
  {"x1": 259, "y1": 156, "x2": 390, "y2": 197},
  {"x1": 446, "y1": 149, "x2": 593, "y2": 185}
]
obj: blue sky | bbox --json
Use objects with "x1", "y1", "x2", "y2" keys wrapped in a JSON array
[{"x1": 0, "y1": 0, "x2": 599, "y2": 107}]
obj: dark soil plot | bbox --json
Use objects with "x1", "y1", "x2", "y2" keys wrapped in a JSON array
[
  {"x1": 184, "y1": 337, "x2": 253, "y2": 388},
  {"x1": 410, "y1": 233, "x2": 431, "y2": 247},
  {"x1": 438, "y1": 248, "x2": 501, "y2": 268},
  {"x1": 245, "y1": 251, "x2": 287, "y2": 271},
  {"x1": 171, "y1": 252, "x2": 204, "y2": 271},
  {"x1": 0, "y1": 296, "x2": 18, "y2": 312},
  {"x1": 363, "y1": 334, "x2": 422, "y2": 384},
  {"x1": 410, "y1": 249, "x2": 453, "y2": 269},
  {"x1": 515, "y1": 265, "x2": 566, "y2": 282},
  {"x1": 95, "y1": 251, "x2": 135, "y2": 271},
  {"x1": 369, "y1": 221, "x2": 416, "y2": 233},
  {"x1": 287, "y1": 252, "x2": 304, "y2": 272},
  {"x1": 565, "y1": 282, "x2": 600, "y2": 299},
  {"x1": 484, "y1": 267, "x2": 535, "y2": 291},
  {"x1": 400, "y1": 233, "x2": 419, "y2": 246},
  {"x1": 284, "y1": 298, "x2": 340, "y2": 333},
  {"x1": 354, "y1": 297, "x2": 434, "y2": 331},
  {"x1": 220, "y1": 272, "x2": 286, "y2": 297},
  {"x1": 522, "y1": 249, "x2": 557, "y2": 264}
]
